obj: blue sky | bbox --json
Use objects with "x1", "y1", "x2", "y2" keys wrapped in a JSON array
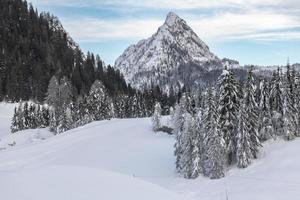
[{"x1": 29, "y1": 0, "x2": 300, "y2": 66}]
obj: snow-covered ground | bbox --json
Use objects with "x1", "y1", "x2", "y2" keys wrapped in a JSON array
[{"x1": 1, "y1": 103, "x2": 300, "y2": 200}]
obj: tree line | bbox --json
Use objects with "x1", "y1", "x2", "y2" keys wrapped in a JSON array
[
  {"x1": 171, "y1": 64, "x2": 299, "y2": 179},
  {"x1": 11, "y1": 74, "x2": 176, "y2": 134}
]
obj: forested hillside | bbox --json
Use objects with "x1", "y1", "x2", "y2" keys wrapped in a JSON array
[{"x1": 0, "y1": 0, "x2": 166, "y2": 103}]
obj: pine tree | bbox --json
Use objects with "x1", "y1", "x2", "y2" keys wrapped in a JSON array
[
  {"x1": 244, "y1": 66, "x2": 261, "y2": 159},
  {"x1": 23, "y1": 102, "x2": 30, "y2": 129},
  {"x1": 179, "y1": 113, "x2": 196, "y2": 178},
  {"x1": 152, "y1": 102, "x2": 162, "y2": 132},
  {"x1": 270, "y1": 68, "x2": 284, "y2": 136},
  {"x1": 205, "y1": 118, "x2": 226, "y2": 179},
  {"x1": 57, "y1": 106, "x2": 73, "y2": 133},
  {"x1": 41, "y1": 106, "x2": 50, "y2": 128},
  {"x1": 202, "y1": 87, "x2": 219, "y2": 176},
  {"x1": 46, "y1": 76, "x2": 73, "y2": 133},
  {"x1": 11, "y1": 107, "x2": 19, "y2": 133},
  {"x1": 174, "y1": 94, "x2": 188, "y2": 173},
  {"x1": 258, "y1": 80, "x2": 273, "y2": 141},
  {"x1": 76, "y1": 97, "x2": 92, "y2": 126},
  {"x1": 236, "y1": 103, "x2": 253, "y2": 168},
  {"x1": 217, "y1": 68, "x2": 240, "y2": 165},
  {"x1": 87, "y1": 80, "x2": 112, "y2": 121},
  {"x1": 283, "y1": 95, "x2": 296, "y2": 141},
  {"x1": 17, "y1": 103, "x2": 25, "y2": 131},
  {"x1": 191, "y1": 116, "x2": 202, "y2": 178},
  {"x1": 295, "y1": 71, "x2": 300, "y2": 136},
  {"x1": 28, "y1": 103, "x2": 37, "y2": 129},
  {"x1": 282, "y1": 64, "x2": 298, "y2": 140}
]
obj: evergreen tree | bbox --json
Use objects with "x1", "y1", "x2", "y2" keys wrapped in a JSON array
[
  {"x1": 205, "y1": 117, "x2": 226, "y2": 179},
  {"x1": 295, "y1": 71, "x2": 300, "y2": 136},
  {"x1": 269, "y1": 68, "x2": 284, "y2": 136},
  {"x1": 11, "y1": 107, "x2": 19, "y2": 133},
  {"x1": 76, "y1": 97, "x2": 92, "y2": 126},
  {"x1": 236, "y1": 103, "x2": 253, "y2": 168},
  {"x1": 41, "y1": 106, "x2": 50, "y2": 128},
  {"x1": 258, "y1": 80, "x2": 273, "y2": 141},
  {"x1": 191, "y1": 111, "x2": 204, "y2": 178},
  {"x1": 174, "y1": 94, "x2": 188, "y2": 173},
  {"x1": 46, "y1": 76, "x2": 73, "y2": 133},
  {"x1": 202, "y1": 87, "x2": 219, "y2": 176},
  {"x1": 217, "y1": 68, "x2": 240, "y2": 165},
  {"x1": 244, "y1": 66, "x2": 261, "y2": 158},
  {"x1": 282, "y1": 64, "x2": 298, "y2": 140},
  {"x1": 23, "y1": 102, "x2": 30, "y2": 129},
  {"x1": 57, "y1": 106, "x2": 73, "y2": 133},
  {"x1": 179, "y1": 113, "x2": 196, "y2": 178},
  {"x1": 152, "y1": 102, "x2": 162, "y2": 132},
  {"x1": 87, "y1": 80, "x2": 112, "y2": 121}
]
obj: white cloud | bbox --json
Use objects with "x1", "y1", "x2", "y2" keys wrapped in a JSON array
[
  {"x1": 60, "y1": 10, "x2": 300, "y2": 43},
  {"x1": 29, "y1": 0, "x2": 300, "y2": 43},
  {"x1": 61, "y1": 18, "x2": 163, "y2": 42},
  {"x1": 29, "y1": 0, "x2": 300, "y2": 10},
  {"x1": 233, "y1": 32, "x2": 300, "y2": 41},
  {"x1": 188, "y1": 10, "x2": 300, "y2": 42}
]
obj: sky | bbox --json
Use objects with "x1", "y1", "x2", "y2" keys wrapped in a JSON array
[{"x1": 29, "y1": 0, "x2": 300, "y2": 66}]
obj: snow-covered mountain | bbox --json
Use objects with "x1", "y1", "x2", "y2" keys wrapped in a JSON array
[{"x1": 115, "y1": 12, "x2": 239, "y2": 92}]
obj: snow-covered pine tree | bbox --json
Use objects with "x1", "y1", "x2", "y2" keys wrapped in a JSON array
[
  {"x1": 28, "y1": 103, "x2": 37, "y2": 129},
  {"x1": 23, "y1": 102, "x2": 30, "y2": 129},
  {"x1": 76, "y1": 97, "x2": 92, "y2": 126},
  {"x1": 35, "y1": 104, "x2": 42, "y2": 128},
  {"x1": 56, "y1": 77, "x2": 73, "y2": 133},
  {"x1": 244, "y1": 66, "x2": 261, "y2": 159},
  {"x1": 45, "y1": 76, "x2": 60, "y2": 133},
  {"x1": 269, "y1": 68, "x2": 284, "y2": 136},
  {"x1": 11, "y1": 107, "x2": 19, "y2": 133},
  {"x1": 40, "y1": 106, "x2": 50, "y2": 128},
  {"x1": 17, "y1": 103, "x2": 25, "y2": 131},
  {"x1": 57, "y1": 105, "x2": 73, "y2": 133},
  {"x1": 46, "y1": 76, "x2": 73, "y2": 134},
  {"x1": 174, "y1": 94, "x2": 188, "y2": 173},
  {"x1": 258, "y1": 80, "x2": 273, "y2": 141},
  {"x1": 87, "y1": 80, "x2": 112, "y2": 121},
  {"x1": 152, "y1": 102, "x2": 162, "y2": 132},
  {"x1": 113, "y1": 95, "x2": 126, "y2": 118},
  {"x1": 236, "y1": 101, "x2": 253, "y2": 168},
  {"x1": 202, "y1": 87, "x2": 219, "y2": 176},
  {"x1": 217, "y1": 67, "x2": 240, "y2": 165},
  {"x1": 283, "y1": 95, "x2": 296, "y2": 141},
  {"x1": 282, "y1": 64, "x2": 298, "y2": 140},
  {"x1": 131, "y1": 95, "x2": 139, "y2": 118},
  {"x1": 179, "y1": 113, "x2": 196, "y2": 179},
  {"x1": 205, "y1": 114, "x2": 226, "y2": 179},
  {"x1": 191, "y1": 111, "x2": 203, "y2": 178},
  {"x1": 295, "y1": 70, "x2": 300, "y2": 136}
]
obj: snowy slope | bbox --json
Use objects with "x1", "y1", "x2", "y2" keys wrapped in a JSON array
[{"x1": 1, "y1": 103, "x2": 300, "y2": 200}]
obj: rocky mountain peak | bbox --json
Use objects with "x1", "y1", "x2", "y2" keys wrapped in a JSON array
[
  {"x1": 114, "y1": 12, "x2": 239, "y2": 92},
  {"x1": 164, "y1": 12, "x2": 182, "y2": 26}
]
